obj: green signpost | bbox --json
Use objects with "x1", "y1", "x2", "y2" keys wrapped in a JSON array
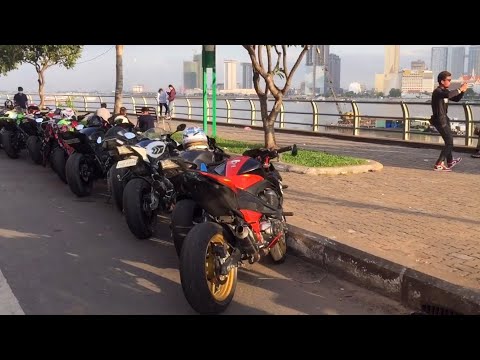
[{"x1": 202, "y1": 45, "x2": 217, "y2": 137}]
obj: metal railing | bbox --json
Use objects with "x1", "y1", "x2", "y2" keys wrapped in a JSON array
[{"x1": 2, "y1": 93, "x2": 479, "y2": 146}]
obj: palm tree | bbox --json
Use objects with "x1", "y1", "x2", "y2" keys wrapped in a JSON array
[{"x1": 114, "y1": 45, "x2": 124, "y2": 114}]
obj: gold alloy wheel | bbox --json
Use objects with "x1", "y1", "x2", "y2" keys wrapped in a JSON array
[{"x1": 205, "y1": 233, "x2": 235, "y2": 301}]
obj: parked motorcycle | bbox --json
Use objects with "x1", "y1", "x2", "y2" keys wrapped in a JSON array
[
  {"x1": 0, "y1": 110, "x2": 40, "y2": 159},
  {"x1": 61, "y1": 119, "x2": 112, "y2": 197},
  {"x1": 105, "y1": 127, "x2": 150, "y2": 212},
  {"x1": 176, "y1": 144, "x2": 298, "y2": 314},
  {"x1": 118, "y1": 125, "x2": 187, "y2": 239}
]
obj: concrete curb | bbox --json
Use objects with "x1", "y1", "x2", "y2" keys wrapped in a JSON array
[
  {"x1": 286, "y1": 225, "x2": 480, "y2": 315},
  {"x1": 274, "y1": 159, "x2": 383, "y2": 176}
]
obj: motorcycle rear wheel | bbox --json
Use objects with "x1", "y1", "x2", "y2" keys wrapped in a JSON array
[
  {"x1": 52, "y1": 147, "x2": 68, "y2": 184},
  {"x1": 26, "y1": 136, "x2": 42, "y2": 165},
  {"x1": 66, "y1": 152, "x2": 93, "y2": 196},
  {"x1": 2, "y1": 130, "x2": 19, "y2": 159},
  {"x1": 108, "y1": 164, "x2": 128, "y2": 212},
  {"x1": 171, "y1": 199, "x2": 203, "y2": 257},
  {"x1": 123, "y1": 178, "x2": 157, "y2": 239},
  {"x1": 180, "y1": 222, "x2": 237, "y2": 314}
]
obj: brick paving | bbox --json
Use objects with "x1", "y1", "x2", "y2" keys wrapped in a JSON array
[{"x1": 170, "y1": 119, "x2": 480, "y2": 290}]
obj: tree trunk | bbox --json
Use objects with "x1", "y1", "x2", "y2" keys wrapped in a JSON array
[
  {"x1": 264, "y1": 97, "x2": 282, "y2": 149},
  {"x1": 114, "y1": 45, "x2": 124, "y2": 114},
  {"x1": 37, "y1": 70, "x2": 45, "y2": 109}
]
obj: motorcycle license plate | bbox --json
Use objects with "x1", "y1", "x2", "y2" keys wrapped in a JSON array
[{"x1": 117, "y1": 158, "x2": 137, "y2": 169}]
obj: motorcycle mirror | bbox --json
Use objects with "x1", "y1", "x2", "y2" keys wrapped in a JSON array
[
  {"x1": 97, "y1": 136, "x2": 102, "y2": 144},
  {"x1": 124, "y1": 132, "x2": 136, "y2": 140},
  {"x1": 291, "y1": 144, "x2": 298, "y2": 156},
  {"x1": 75, "y1": 124, "x2": 84, "y2": 130},
  {"x1": 177, "y1": 124, "x2": 186, "y2": 132}
]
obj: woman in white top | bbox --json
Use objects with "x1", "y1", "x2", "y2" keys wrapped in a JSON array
[{"x1": 157, "y1": 88, "x2": 169, "y2": 117}]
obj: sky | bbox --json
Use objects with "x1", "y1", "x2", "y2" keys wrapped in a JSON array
[{"x1": 0, "y1": 45, "x2": 448, "y2": 93}]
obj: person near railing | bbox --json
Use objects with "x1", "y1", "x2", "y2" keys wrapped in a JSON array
[
  {"x1": 13, "y1": 86, "x2": 28, "y2": 110},
  {"x1": 110, "y1": 107, "x2": 134, "y2": 126},
  {"x1": 166, "y1": 84, "x2": 176, "y2": 119},
  {"x1": 96, "y1": 102, "x2": 111, "y2": 122},
  {"x1": 136, "y1": 106, "x2": 155, "y2": 132},
  {"x1": 430, "y1": 71, "x2": 468, "y2": 172},
  {"x1": 157, "y1": 88, "x2": 169, "y2": 118}
]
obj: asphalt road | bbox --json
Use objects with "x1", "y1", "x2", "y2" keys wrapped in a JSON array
[{"x1": 0, "y1": 149, "x2": 409, "y2": 315}]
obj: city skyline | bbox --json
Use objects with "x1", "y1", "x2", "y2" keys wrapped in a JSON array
[{"x1": 0, "y1": 45, "x2": 459, "y2": 93}]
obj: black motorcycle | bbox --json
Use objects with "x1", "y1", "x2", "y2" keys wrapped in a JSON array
[
  {"x1": 0, "y1": 112, "x2": 41, "y2": 159},
  {"x1": 61, "y1": 125, "x2": 111, "y2": 197},
  {"x1": 118, "y1": 125, "x2": 188, "y2": 239}
]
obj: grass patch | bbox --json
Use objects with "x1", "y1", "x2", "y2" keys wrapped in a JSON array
[
  {"x1": 215, "y1": 138, "x2": 263, "y2": 155},
  {"x1": 171, "y1": 133, "x2": 366, "y2": 168},
  {"x1": 281, "y1": 149, "x2": 367, "y2": 167}
]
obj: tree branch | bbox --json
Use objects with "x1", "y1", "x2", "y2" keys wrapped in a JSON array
[
  {"x1": 267, "y1": 46, "x2": 272, "y2": 73},
  {"x1": 243, "y1": 45, "x2": 268, "y2": 78},
  {"x1": 258, "y1": 45, "x2": 264, "y2": 72},
  {"x1": 273, "y1": 45, "x2": 281, "y2": 74},
  {"x1": 282, "y1": 45, "x2": 288, "y2": 77},
  {"x1": 283, "y1": 45, "x2": 309, "y2": 94}
]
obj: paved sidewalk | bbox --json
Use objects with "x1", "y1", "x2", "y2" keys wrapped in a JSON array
[{"x1": 169, "y1": 119, "x2": 480, "y2": 291}]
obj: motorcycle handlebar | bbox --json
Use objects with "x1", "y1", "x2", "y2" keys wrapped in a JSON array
[{"x1": 276, "y1": 145, "x2": 293, "y2": 154}]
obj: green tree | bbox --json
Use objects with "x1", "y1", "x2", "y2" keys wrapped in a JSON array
[
  {"x1": 377, "y1": 92, "x2": 384, "y2": 97},
  {"x1": 114, "y1": 45, "x2": 124, "y2": 114},
  {"x1": 243, "y1": 45, "x2": 309, "y2": 149},
  {"x1": 389, "y1": 88, "x2": 401, "y2": 97},
  {"x1": 0, "y1": 45, "x2": 83, "y2": 108}
]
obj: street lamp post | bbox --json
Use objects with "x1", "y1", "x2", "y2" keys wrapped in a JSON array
[{"x1": 202, "y1": 45, "x2": 217, "y2": 137}]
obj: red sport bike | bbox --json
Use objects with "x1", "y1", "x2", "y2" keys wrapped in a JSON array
[{"x1": 173, "y1": 143, "x2": 298, "y2": 314}]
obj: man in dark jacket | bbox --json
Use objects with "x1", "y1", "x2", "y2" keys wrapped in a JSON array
[
  {"x1": 136, "y1": 107, "x2": 155, "y2": 132},
  {"x1": 13, "y1": 87, "x2": 28, "y2": 110},
  {"x1": 430, "y1": 71, "x2": 468, "y2": 171}
]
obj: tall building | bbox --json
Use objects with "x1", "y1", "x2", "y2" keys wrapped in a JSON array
[
  {"x1": 384, "y1": 45, "x2": 400, "y2": 74},
  {"x1": 447, "y1": 46, "x2": 465, "y2": 78},
  {"x1": 431, "y1": 47, "x2": 448, "y2": 77},
  {"x1": 400, "y1": 70, "x2": 434, "y2": 94},
  {"x1": 224, "y1": 60, "x2": 238, "y2": 90},
  {"x1": 305, "y1": 45, "x2": 329, "y2": 95},
  {"x1": 241, "y1": 62, "x2": 253, "y2": 89},
  {"x1": 306, "y1": 45, "x2": 328, "y2": 66},
  {"x1": 411, "y1": 60, "x2": 426, "y2": 71},
  {"x1": 327, "y1": 53, "x2": 341, "y2": 94},
  {"x1": 375, "y1": 45, "x2": 401, "y2": 93},
  {"x1": 193, "y1": 54, "x2": 202, "y2": 89},
  {"x1": 468, "y1": 45, "x2": 480, "y2": 76},
  {"x1": 183, "y1": 61, "x2": 197, "y2": 90}
]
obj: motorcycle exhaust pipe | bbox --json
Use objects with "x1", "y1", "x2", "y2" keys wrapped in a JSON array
[
  {"x1": 235, "y1": 225, "x2": 249, "y2": 239},
  {"x1": 235, "y1": 225, "x2": 258, "y2": 257}
]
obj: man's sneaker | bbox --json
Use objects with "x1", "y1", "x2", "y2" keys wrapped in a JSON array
[
  {"x1": 471, "y1": 151, "x2": 480, "y2": 158},
  {"x1": 447, "y1": 157, "x2": 462, "y2": 168},
  {"x1": 433, "y1": 163, "x2": 452, "y2": 172}
]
